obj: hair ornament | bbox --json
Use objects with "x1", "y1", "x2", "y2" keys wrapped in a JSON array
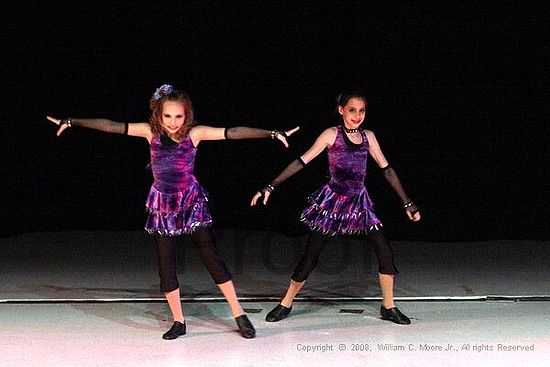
[{"x1": 153, "y1": 84, "x2": 174, "y2": 100}]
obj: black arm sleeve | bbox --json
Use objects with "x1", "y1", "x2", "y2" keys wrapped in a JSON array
[
  {"x1": 382, "y1": 165, "x2": 419, "y2": 214},
  {"x1": 224, "y1": 127, "x2": 271, "y2": 139},
  {"x1": 63, "y1": 118, "x2": 128, "y2": 135},
  {"x1": 259, "y1": 158, "x2": 306, "y2": 195},
  {"x1": 271, "y1": 158, "x2": 306, "y2": 187},
  {"x1": 224, "y1": 127, "x2": 287, "y2": 140}
]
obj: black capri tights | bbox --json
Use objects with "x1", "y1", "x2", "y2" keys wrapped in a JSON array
[
  {"x1": 291, "y1": 228, "x2": 399, "y2": 282},
  {"x1": 154, "y1": 227, "x2": 232, "y2": 293}
]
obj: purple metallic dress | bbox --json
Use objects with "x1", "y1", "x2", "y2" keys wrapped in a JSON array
[
  {"x1": 301, "y1": 126, "x2": 382, "y2": 236},
  {"x1": 145, "y1": 134, "x2": 212, "y2": 236}
]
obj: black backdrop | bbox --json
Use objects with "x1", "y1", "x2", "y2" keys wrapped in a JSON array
[{"x1": 3, "y1": 2, "x2": 548, "y2": 241}]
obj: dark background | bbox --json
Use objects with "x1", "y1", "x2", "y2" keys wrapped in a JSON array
[{"x1": 3, "y1": 2, "x2": 548, "y2": 241}]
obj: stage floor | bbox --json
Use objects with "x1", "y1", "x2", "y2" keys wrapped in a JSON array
[
  {"x1": 1, "y1": 300, "x2": 548, "y2": 366},
  {"x1": 1, "y1": 230, "x2": 548, "y2": 366}
]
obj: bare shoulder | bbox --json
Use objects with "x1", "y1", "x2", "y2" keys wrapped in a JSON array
[
  {"x1": 190, "y1": 124, "x2": 209, "y2": 131},
  {"x1": 365, "y1": 129, "x2": 385, "y2": 157},
  {"x1": 320, "y1": 126, "x2": 338, "y2": 140},
  {"x1": 188, "y1": 124, "x2": 203, "y2": 142},
  {"x1": 318, "y1": 126, "x2": 338, "y2": 146},
  {"x1": 364, "y1": 129, "x2": 379, "y2": 142},
  {"x1": 189, "y1": 124, "x2": 225, "y2": 143},
  {"x1": 188, "y1": 124, "x2": 206, "y2": 138},
  {"x1": 128, "y1": 122, "x2": 153, "y2": 140}
]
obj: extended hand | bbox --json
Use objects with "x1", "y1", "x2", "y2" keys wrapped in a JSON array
[
  {"x1": 275, "y1": 126, "x2": 300, "y2": 148},
  {"x1": 46, "y1": 115, "x2": 70, "y2": 137},
  {"x1": 407, "y1": 211, "x2": 421, "y2": 221},
  {"x1": 250, "y1": 187, "x2": 272, "y2": 206}
]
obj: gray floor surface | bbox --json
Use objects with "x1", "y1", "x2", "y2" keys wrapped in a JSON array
[{"x1": 1, "y1": 230, "x2": 548, "y2": 366}]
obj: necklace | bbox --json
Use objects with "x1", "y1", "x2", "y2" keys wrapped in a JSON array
[
  {"x1": 343, "y1": 126, "x2": 360, "y2": 133},
  {"x1": 342, "y1": 126, "x2": 363, "y2": 149}
]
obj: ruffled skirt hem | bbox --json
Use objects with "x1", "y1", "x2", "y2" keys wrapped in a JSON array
[
  {"x1": 145, "y1": 222, "x2": 213, "y2": 236},
  {"x1": 300, "y1": 184, "x2": 381, "y2": 236},
  {"x1": 144, "y1": 184, "x2": 213, "y2": 236}
]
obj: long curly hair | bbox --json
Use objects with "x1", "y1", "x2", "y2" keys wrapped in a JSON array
[{"x1": 149, "y1": 84, "x2": 196, "y2": 140}]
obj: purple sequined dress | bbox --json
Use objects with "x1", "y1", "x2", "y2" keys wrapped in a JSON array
[
  {"x1": 145, "y1": 134, "x2": 212, "y2": 236},
  {"x1": 301, "y1": 126, "x2": 382, "y2": 236}
]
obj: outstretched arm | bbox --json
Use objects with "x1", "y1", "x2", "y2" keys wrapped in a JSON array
[
  {"x1": 251, "y1": 127, "x2": 336, "y2": 205},
  {"x1": 190, "y1": 125, "x2": 300, "y2": 147},
  {"x1": 366, "y1": 130, "x2": 421, "y2": 221},
  {"x1": 46, "y1": 116, "x2": 152, "y2": 142}
]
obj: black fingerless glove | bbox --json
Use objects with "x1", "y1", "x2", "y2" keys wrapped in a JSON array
[{"x1": 403, "y1": 200, "x2": 420, "y2": 216}]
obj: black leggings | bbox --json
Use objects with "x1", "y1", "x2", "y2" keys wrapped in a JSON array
[
  {"x1": 291, "y1": 228, "x2": 399, "y2": 282},
  {"x1": 154, "y1": 228, "x2": 232, "y2": 293}
]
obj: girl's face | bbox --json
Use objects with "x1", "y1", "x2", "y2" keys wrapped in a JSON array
[
  {"x1": 338, "y1": 97, "x2": 366, "y2": 129},
  {"x1": 160, "y1": 101, "x2": 186, "y2": 135}
]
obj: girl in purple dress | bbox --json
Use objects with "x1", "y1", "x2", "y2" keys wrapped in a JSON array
[
  {"x1": 47, "y1": 84, "x2": 298, "y2": 340},
  {"x1": 251, "y1": 91, "x2": 420, "y2": 325}
]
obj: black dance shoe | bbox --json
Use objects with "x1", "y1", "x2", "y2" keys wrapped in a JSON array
[
  {"x1": 380, "y1": 306, "x2": 411, "y2": 325},
  {"x1": 235, "y1": 315, "x2": 256, "y2": 339},
  {"x1": 162, "y1": 321, "x2": 187, "y2": 340},
  {"x1": 265, "y1": 304, "x2": 292, "y2": 322}
]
